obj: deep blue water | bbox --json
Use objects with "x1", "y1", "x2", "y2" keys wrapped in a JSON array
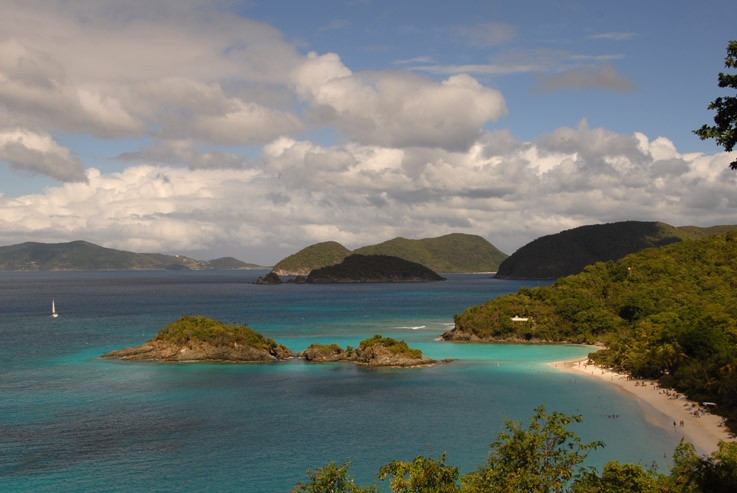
[{"x1": 1, "y1": 271, "x2": 682, "y2": 491}]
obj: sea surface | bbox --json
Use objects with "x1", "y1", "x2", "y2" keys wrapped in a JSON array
[{"x1": 1, "y1": 271, "x2": 682, "y2": 491}]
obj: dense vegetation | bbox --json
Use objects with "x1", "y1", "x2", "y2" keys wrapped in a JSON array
[
  {"x1": 292, "y1": 405, "x2": 737, "y2": 492},
  {"x1": 0, "y1": 240, "x2": 261, "y2": 271},
  {"x1": 447, "y1": 232, "x2": 737, "y2": 426},
  {"x1": 272, "y1": 233, "x2": 508, "y2": 275},
  {"x1": 494, "y1": 221, "x2": 737, "y2": 279},
  {"x1": 155, "y1": 315, "x2": 282, "y2": 351},
  {"x1": 307, "y1": 254, "x2": 445, "y2": 283},
  {"x1": 353, "y1": 233, "x2": 508, "y2": 273}
]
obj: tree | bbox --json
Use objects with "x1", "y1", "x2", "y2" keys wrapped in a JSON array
[
  {"x1": 291, "y1": 461, "x2": 377, "y2": 493},
  {"x1": 461, "y1": 405, "x2": 603, "y2": 492},
  {"x1": 694, "y1": 40, "x2": 737, "y2": 170},
  {"x1": 378, "y1": 453, "x2": 461, "y2": 493},
  {"x1": 571, "y1": 462, "x2": 663, "y2": 493}
]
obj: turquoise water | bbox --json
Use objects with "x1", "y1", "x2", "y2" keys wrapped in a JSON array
[{"x1": 1, "y1": 271, "x2": 681, "y2": 491}]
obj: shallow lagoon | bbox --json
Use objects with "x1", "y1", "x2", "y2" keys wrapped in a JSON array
[{"x1": 1, "y1": 271, "x2": 680, "y2": 491}]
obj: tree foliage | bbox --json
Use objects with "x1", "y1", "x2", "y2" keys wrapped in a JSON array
[
  {"x1": 694, "y1": 40, "x2": 737, "y2": 170},
  {"x1": 461, "y1": 405, "x2": 602, "y2": 492},
  {"x1": 378, "y1": 453, "x2": 461, "y2": 493},
  {"x1": 291, "y1": 461, "x2": 377, "y2": 493}
]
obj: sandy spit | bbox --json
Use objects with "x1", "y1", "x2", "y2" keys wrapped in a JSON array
[{"x1": 548, "y1": 357, "x2": 735, "y2": 456}]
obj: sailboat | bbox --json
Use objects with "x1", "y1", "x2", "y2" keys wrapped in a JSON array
[{"x1": 51, "y1": 299, "x2": 59, "y2": 318}]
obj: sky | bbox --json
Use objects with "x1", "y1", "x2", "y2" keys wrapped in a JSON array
[{"x1": 1, "y1": 0, "x2": 736, "y2": 265}]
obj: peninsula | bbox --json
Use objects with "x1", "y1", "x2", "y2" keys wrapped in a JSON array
[
  {"x1": 494, "y1": 221, "x2": 737, "y2": 280},
  {"x1": 102, "y1": 316, "x2": 294, "y2": 362},
  {"x1": 444, "y1": 232, "x2": 737, "y2": 430}
]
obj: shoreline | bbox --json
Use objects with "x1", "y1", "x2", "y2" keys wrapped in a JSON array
[{"x1": 548, "y1": 356, "x2": 734, "y2": 456}]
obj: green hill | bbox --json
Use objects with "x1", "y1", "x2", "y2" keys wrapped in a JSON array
[
  {"x1": 0, "y1": 241, "x2": 263, "y2": 271},
  {"x1": 307, "y1": 254, "x2": 445, "y2": 283},
  {"x1": 353, "y1": 233, "x2": 507, "y2": 273},
  {"x1": 271, "y1": 241, "x2": 352, "y2": 276},
  {"x1": 494, "y1": 221, "x2": 737, "y2": 280},
  {"x1": 444, "y1": 232, "x2": 737, "y2": 426},
  {"x1": 272, "y1": 233, "x2": 508, "y2": 275}
]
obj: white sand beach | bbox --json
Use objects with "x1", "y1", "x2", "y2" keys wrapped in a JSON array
[{"x1": 549, "y1": 357, "x2": 735, "y2": 456}]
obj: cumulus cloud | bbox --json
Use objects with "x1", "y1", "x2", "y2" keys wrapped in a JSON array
[
  {"x1": 2, "y1": 124, "x2": 735, "y2": 263},
  {"x1": 0, "y1": 40, "x2": 145, "y2": 138},
  {"x1": 0, "y1": 129, "x2": 87, "y2": 182},
  {"x1": 532, "y1": 64, "x2": 635, "y2": 93},
  {"x1": 293, "y1": 52, "x2": 508, "y2": 150}
]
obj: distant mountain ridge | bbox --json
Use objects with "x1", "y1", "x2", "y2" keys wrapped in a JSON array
[
  {"x1": 495, "y1": 221, "x2": 737, "y2": 280},
  {"x1": 272, "y1": 233, "x2": 508, "y2": 275},
  {"x1": 0, "y1": 240, "x2": 264, "y2": 271}
]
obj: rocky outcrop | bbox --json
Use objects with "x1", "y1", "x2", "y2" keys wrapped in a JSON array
[
  {"x1": 300, "y1": 336, "x2": 443, "y2": 368},
  {"x1": 256, "y1": 272, "x2": 283, "y2": 284},
  {"x1": 286, "y1": 275, "x2": 308, "y2": 284},
  {"x1": 102, "y1": 339, "x2": 294, "y2": 362}
]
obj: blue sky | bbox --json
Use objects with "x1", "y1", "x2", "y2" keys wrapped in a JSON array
[{"x1": 1, "y1": 0, "x2": 736, "y2": 265}]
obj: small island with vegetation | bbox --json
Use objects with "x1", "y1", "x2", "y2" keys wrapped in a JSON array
[
  {"x1": 306, "y1": 254, "x2": 445, "y2": 283},
  {"x1": 102, "y1": 316, "x2": 295, "y2": 362},
  {"x1": 300, "y1": 334, "x2": 442, "y2": 368}
]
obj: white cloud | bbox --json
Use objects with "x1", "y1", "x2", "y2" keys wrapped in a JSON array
[
  {"x1": 0, "y1": 128, "x2": 87, "y2": 182},
  {"x1": 293, "y1": 52, "x2": 508, "y2": 150},
  {"x1": 0, "y1": 40, "x2": 145, "y2": 138}
]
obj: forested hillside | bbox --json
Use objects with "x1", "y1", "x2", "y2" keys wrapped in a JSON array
[
  {"x1": 353, "y1": 233, "x2": 507, "y2": 273},
  {"x1": 271, "y1": 241, "x2": 352, "y2": 275}
]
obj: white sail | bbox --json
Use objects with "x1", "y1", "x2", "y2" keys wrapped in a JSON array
[{"x1": 52, "y1": 299, "x2": 59, "y2": 318}]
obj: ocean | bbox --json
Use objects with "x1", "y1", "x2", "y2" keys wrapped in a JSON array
[{"x1": 1, "y1": 271, "x2": 681, "y2": 491}]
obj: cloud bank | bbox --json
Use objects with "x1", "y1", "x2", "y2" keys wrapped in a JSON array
[{"x1": 1, "y1": 122, "x2": 734, "y2": 264}]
